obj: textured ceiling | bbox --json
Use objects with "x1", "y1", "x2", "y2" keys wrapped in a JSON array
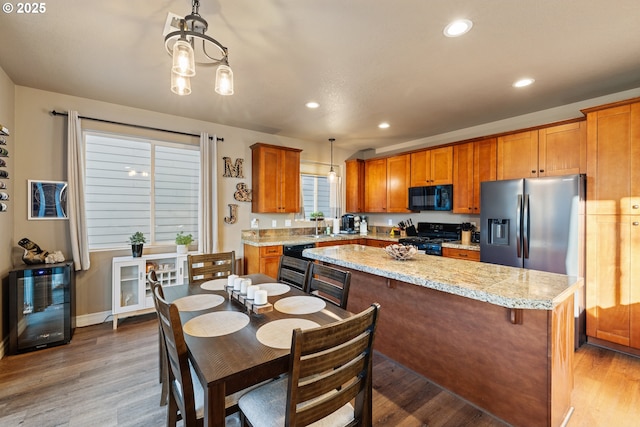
[{"x1": 1, "y1": 0, "x2": 640, "y2": 153}]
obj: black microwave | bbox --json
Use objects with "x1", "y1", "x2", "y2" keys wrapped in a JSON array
[{"x1": 408, "y1": 185, "x2": 453, "y2": 211}]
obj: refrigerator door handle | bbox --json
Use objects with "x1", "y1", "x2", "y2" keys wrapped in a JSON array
[
  {"x1": 516, "y1": 194, "x2": 522, "y2": 258},
  {"x1": 523, "y1": 193, "x2": 530, "y2": 259}
]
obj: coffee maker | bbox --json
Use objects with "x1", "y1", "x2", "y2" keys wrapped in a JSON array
[{"x1": 340, "y1": 214, "x2": 360, "y2": 234}]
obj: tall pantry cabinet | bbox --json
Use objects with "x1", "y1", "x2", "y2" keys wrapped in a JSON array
[{"x1": 584, "y1": 99, "x2": 640, "y2": 350}]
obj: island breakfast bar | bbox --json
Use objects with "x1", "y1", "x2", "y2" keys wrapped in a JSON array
[{"x1": 303, "y1": 244, "x2": 582, "y2": 427}]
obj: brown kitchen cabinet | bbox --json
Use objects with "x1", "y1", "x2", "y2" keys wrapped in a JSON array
[
  {"x1": 386, "y1": 154, "x2": 411, "y2": 212},
  {"x1": 586, "y1": 215, "x2": 640, "y2": 349},
  {"x1": 250, "y1": 143, "x2": 302, "y2": 213},
  {"x1": 584, "y1": 102, "x2": 640, "y2": 216},
  {"x1": 442, "y1": 247, "x2": 480, "y2": 262},
  {"x1": 410, "y1": 146, "x2": 453, "y2": 187},
  {"x1": 364, "y1": 158, "x2": 387, "y2": 212},
  {"x1": 538, "y1": 121, "x2": 586, "y2": 177},
  {"x1": 243, "y1": 244, "x2": 282, "y2": 277},
  {"x1": 583, "y1": 98, "x2": 640, "y2": 352},
  {"x1": 497, "y1": 122, "x2": 586, "y2": 181},
  {"x1": 345, "y1": 159, "x2": 365, "y2": 213},
  {"x1": 452, "y1": 138, "x2": 496, "y2": 214},
  {"x1": 496, "y1": 130, "x2": 539, "y2": 180},
  {"x1": 364, "y1": 154, "x2": 411, "y2": 213},
  {"x1": 364, "y1": 239, "x2": 390, "y2": 248},
  {"x1": 316, "y1": 239, "x2": 361, "y2": 247}
]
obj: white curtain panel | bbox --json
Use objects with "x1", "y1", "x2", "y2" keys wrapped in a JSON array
[
  {"x1": 198, "y1": 133, "x2": 219, "y2": 253},
  {"x1": 66, "y1": 111, "x2": 91, "y2": 270}
]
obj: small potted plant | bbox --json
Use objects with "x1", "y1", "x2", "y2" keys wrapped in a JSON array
[
  {"x1": 175, "y1": 231, "x2": 193, "y2": 254},
  {"x1": 129, "y1": 231, "x2": 146, "y2": 258}
]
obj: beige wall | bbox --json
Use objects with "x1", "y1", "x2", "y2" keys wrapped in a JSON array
[
  {"x1": 10, "y1": 86, "x2": 343, "y2": 323},
  {"x1": 0, "y1": 67, "x2": 15, "y2": 348}
]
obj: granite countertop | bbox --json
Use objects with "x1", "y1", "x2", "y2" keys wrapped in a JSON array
[
  {"x1": 241, "y1": 233, "x2": 399, "y2": 247},
  {"x1": 303, "y1": 244, "x2": 581, "y2": 310},
  {"x1": 441, "y1": 241, "x2": 480, "y2": 251}
]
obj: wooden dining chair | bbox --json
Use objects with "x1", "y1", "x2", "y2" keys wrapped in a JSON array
[
  {"x1": 238, "y1": 303, "x2": 381, "y2": 427},
  {"x1": 187, "y1": 251, "x2": 236, "y2": 285},
  {"x1": 154, "y1": 286, "x2": 249, "y2": 426},
  {"x1": 306, "y1": 262, "x2": 352, "y2": 309},
  {"x1": 148, "y1": 271, "x2": 168, "y2": 407},
  {"x1": 276, "y1": 255, "x2": 311, "y2": 291}
]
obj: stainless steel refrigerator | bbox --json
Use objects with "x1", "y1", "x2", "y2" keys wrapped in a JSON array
[{"x1": 480, "y1": 174, "x2": 586, "y2": 346}]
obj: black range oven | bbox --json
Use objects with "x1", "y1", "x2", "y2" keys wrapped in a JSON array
[
  {"x1": 283, "y1": 243, "x2": 315, "y2": 260},
  {"x1": 398, "y1": 222, "x2": 460, "y2": 256}
]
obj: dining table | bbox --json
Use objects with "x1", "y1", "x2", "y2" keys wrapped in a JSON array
[{"x1": 162, "y1": 273, "x2": 354, "y2": 427}]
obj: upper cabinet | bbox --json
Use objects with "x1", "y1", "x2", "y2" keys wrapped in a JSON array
[
  {"x1": 497, "y1": 122, "x2": 586, "y2": 180},
  {"x1": 386, "y1": 154, "x2": 411, "y2": 212},
  {"x1": 585, "y1": 101, "x2": 640, "y2": 216},
  {"x1": 538, "y1": 121, "x2": 587, "y2": 177},
  {"x1": 345, "y1": 159, "x2": 365, "y2": 213},
  {"x1": 364, "y1": 154, "x2": 411, "y2": 213},
  {"x1": 364, "y1": 158, "x2": 387, "y2": 212},
  {"x1": 496, "y1": 130, "x2": 539, "y2": 180},
  {"x1": 452, "y1": 138, "x2": 496, "y2": 214},
  {"x1": 410, "y1": 146, "x2": 453, "y2": 187},
  {"x1": 250, "y1": 143, "x2": 302, "y2": 213}
]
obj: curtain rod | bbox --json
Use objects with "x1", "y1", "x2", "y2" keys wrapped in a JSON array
[{"x1": 50, "y1": 110, "x2": 223, "y2": 142}]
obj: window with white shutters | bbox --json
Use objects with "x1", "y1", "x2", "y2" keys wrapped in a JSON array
[{"x1": 85, "y1": 132, "x2": 199, "y2": 250}]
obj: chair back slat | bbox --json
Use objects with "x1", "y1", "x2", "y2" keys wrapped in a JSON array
[
  {"x1": 285, "y1": 303, "x2": 380, "y2": 427},
  {"x1": 276, "y1": 256, "x2": 311, "y2": 291},
  {"x1": 153, "y1": 286, "x2": 199, "y2": 425},
  {"x1": 306, "y1": 263, "x2": 351, "y2": 309},
  {"x1": 188, "y1": 251, "x2": 235, "y2": 285},
  {"x1": 149, "y1": 273, "x2": 169, "y2": 406}
]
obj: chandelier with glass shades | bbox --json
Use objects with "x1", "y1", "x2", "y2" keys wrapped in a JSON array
[{"x1": 164, "y1": 0, "x2": 233, "y2": 96}]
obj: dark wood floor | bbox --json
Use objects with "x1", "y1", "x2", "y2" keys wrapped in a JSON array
[{"x1": 1, "y1": 314, "x2": 639, "y2": 426}]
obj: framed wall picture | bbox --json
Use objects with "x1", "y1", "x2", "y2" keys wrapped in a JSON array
[{"x1": 28, "y1": 180, "x2": 68, "y2": 220}]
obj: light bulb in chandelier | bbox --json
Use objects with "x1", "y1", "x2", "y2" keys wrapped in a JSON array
[
  {"x1": 172, "y1": 39, "x2": 196, "y2": 77},
  {"x1": 215, "y1": 64, "x2": 234, "y2": 95},
  {"x1": 165, "y1": 0, "x2": 233, "y2": 96},
  {"x1": 171, "y1": 71, "x2": 192, "y2": 96}
]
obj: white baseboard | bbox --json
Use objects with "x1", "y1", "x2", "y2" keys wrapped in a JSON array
[{"x1": 75, "y1": 310, "x2": 113, "y2": 327}]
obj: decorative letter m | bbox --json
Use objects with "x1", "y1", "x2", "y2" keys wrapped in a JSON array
[{"x1": 222, "y1": 157, "x2": 244, "y2": 178}]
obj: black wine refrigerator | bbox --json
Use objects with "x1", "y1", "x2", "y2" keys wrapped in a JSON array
[{"x1": 8, "y1": 262, "x2": 75, "y2": 354}]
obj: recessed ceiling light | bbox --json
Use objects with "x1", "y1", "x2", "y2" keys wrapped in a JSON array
[
  {"x1": 513, "y1": 78, "x2": 535, "y2": 88},
  {"x1": 443, "y1": 19, "x2": 473, "y2": 37},
  {"x1": 378, "y1": 122, "x2": 390, "y2": 129},
  {"x1": 305, "y1": 101, "x2": 320, "y2": 109}
]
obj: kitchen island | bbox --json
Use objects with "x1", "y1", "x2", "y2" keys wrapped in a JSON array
[{"x1": 303, "y1": 244, "x2": 581, "y2": 427}]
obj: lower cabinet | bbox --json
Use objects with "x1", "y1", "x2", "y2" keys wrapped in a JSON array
[
  {"x1": 244, "y1": 244, "x2": 283, "y2": 278},
  {"x1": 442, "y1": 247, "x2": 480, "y2": 262},
  {"x1": 112, "y1": 252, "x2": 188, "y2": 329},
  {"x1": 316, "y1": 239, "x2": 363, "y2": 247},
  {"x1": 364, "y1": 239, "x2": 390, "y2": 248},
  {"x1": 586, "y1": 214, "x2": 640, "y2": 349}
]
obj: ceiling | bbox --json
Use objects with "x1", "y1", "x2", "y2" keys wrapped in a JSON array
[{"x1": 1, "y1": 0, "x2": 640, "y2": 152}]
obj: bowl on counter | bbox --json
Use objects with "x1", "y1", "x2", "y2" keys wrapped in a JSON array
[{"x1": 384, "y1": 244, "x2": 418, "y2": 261}]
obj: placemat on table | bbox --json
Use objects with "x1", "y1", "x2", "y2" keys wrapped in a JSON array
[
  {"x1": 173, "y1": 294, "x2": 225, "y2": 312},
  {"x1": 255, "y1": 318, "x2": 320, "y2": 349},
  {"x1": 274, "y1": 296, "x2": 326, "y2": 315},
  {"x1": 256, "y1": 283, "x2": 290, "y2": 296},
  {"x1": 183, "y1": 311, "x2": 250, "y2": 337},
  {"x1": 200, "y1": 278, "x2": 229, "y2": 291}
]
